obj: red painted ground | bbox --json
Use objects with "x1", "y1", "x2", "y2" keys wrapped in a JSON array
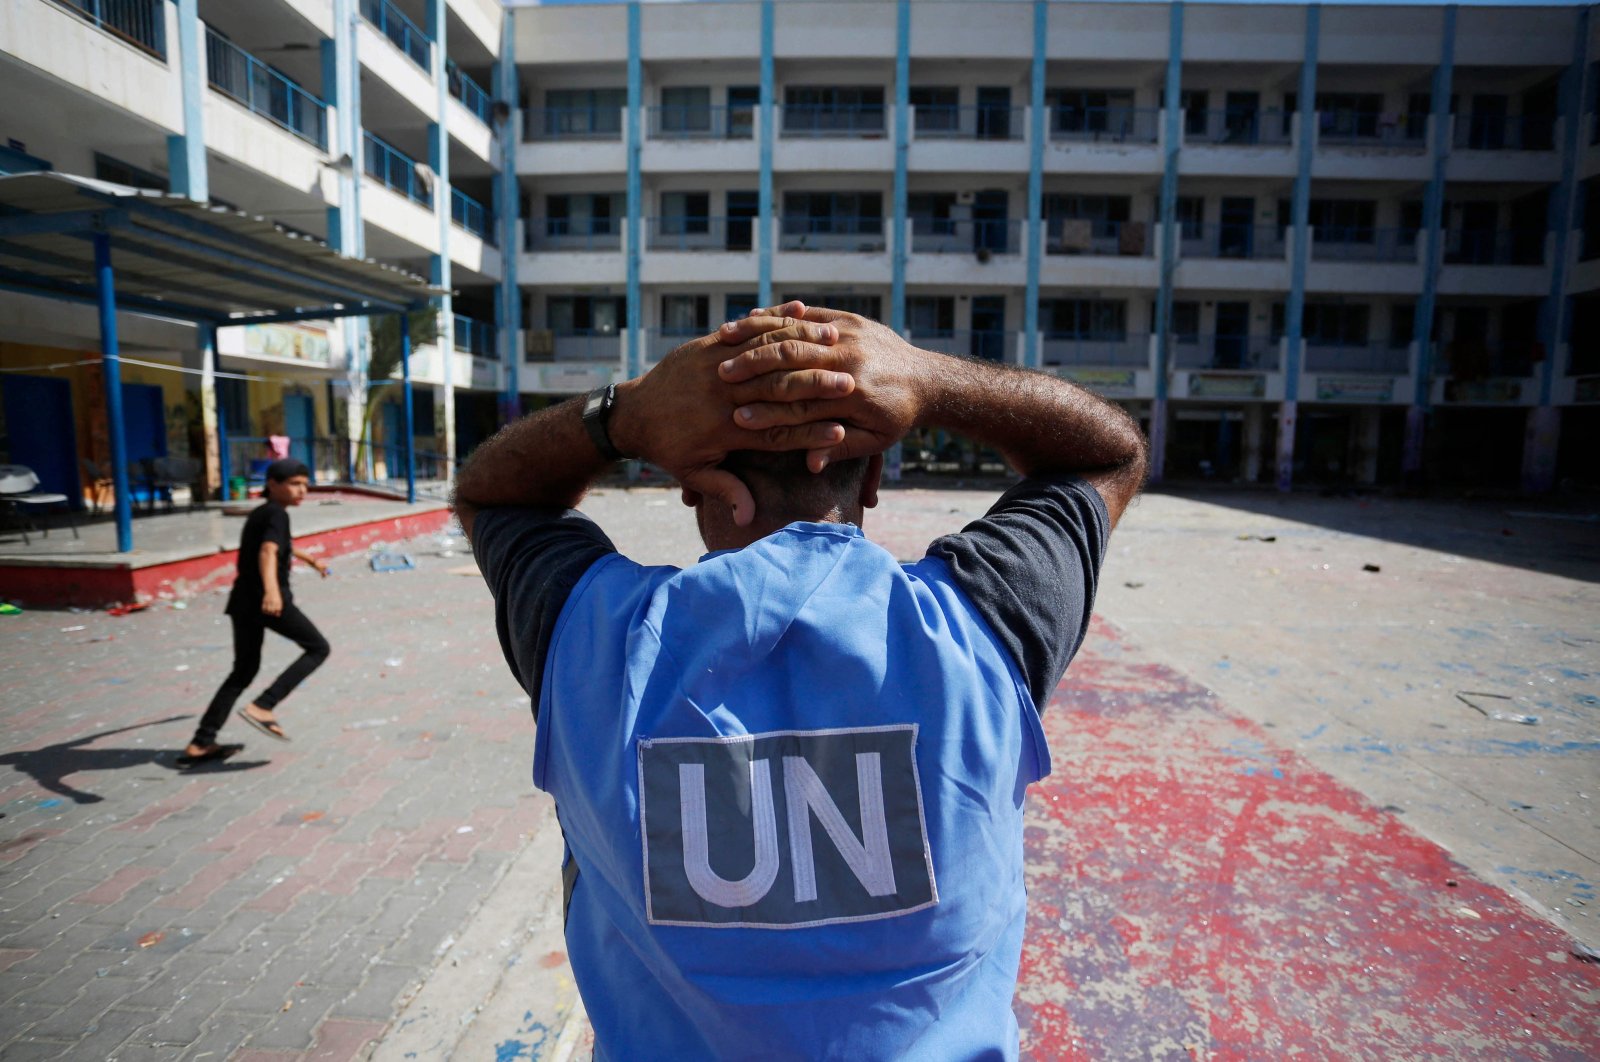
[{"x1": 1017, "y1": 618, "x2": 1600, "y2": 1060}]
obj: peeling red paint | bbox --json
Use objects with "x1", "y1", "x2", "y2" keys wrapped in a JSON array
[{"x1": 1016, "y1": 618, "x2": 1600, "y2": 1059}]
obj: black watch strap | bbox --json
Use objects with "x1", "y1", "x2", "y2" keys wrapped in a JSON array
[{"x1": 581, "y1": 384, "x2": 627, "y2": 463}]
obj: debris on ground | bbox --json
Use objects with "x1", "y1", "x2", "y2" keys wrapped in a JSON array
[
  {"x1": 1572, "y1": 942, "x2": 1600, "y2": 963},
  {"x1": 1363, "y1": 563, "x2": 1382, "y2": 573},
  {"x1": 1124, "y1": 581, "x2": 1144, "y2": 589},
  {"x1": 137, "y1": 931, "x2": 164, "y2": 949},
  {"x1": 0, "y1": 603, "x2": 21, "y2": 615},
  {"x1": 369, "y1": 552, "x2": 415, "y2": 572},
  {"x1": 107, "y1": 601, "x2": 150, "y2": 617},
  {"x1": 1456, "y1": 691, "x2": 1539, "y2": 726},
  {"x1": 61, "y1": 625, "x2": 86, "y2": 632},
  {"x1": 448, "y1": 565, "x2": 480, "y2": 577},
  {"x1": 1237, "y1": 534, "x2": 1277, "y2": 542},
  {"x1": 344, "y1": 717, "x2": 396, "y2": 731}
]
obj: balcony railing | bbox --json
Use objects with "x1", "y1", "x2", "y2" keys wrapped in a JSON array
[
  {"x1": 1317, "y1": 111, "x2": 1428, "y2": 148},
  {"x1": 205, "y1": 27, "x2": 327, "y2": 149},
  {"x1": 1041, "y1": 333, "x2": 1150, "y2": 368},
  {"x1": 1453, "y1": 113, "x2": 1558, "y2": 152},
  {"x1": 540, "y1": 330, "x2": 624, "y2": 362},
  {"x1": 1304, "y1": 341, "x2": 1410, "y2": 375},
  {"x1": 910, "y1": 218, "x2": 1022, "y2": 256},
  {"x1": 453, "y1": 314, "x2": 499, "y2": 359},
  {"x1": 911, "y1": 105, "x2": 1024, "y2": 141},
  {"x1": 1049, "y1": 107, "x2": 1159, "y2": 144},
  {"x1": 525, "y1": 218, "x2": 623, "y2": 252},
  {"x1": 363, "y1": 132, "x2": 432, "y2": 208},
  {"x1": 450, "y1": 187, "x2": 495, "y2": 244},
  {"x1": 1441, "y1": 229, "x2": 1548, "y2": 266},
  {"x1": 1045, "y1": 218, "x2": 1152, "y2": 257},
  {"x1": 1183, "y1": 109, "x2": 1293, "y2": 147},
  {"x1": 645, "y1": 216, "x2": 757, "y2": 252},
  {"x1": 909, "y1": 330, "x2": 1017, "y2": 363},
  {"x1": 1435, "y1": 342, "x2": 1538, "y2": 378},
  {"x1": 644, "y1": 330, "x2": 702, "y2": 362},
  {"x1": 360, "y1": 0, "x2": 430, "y2": 71},
  {"x1": 779, "y1": 217, "x2": 887, "y2": 252},
  {"x1": 446, "y1": 61, "x2": 493, "y2": 125},
  {"x1": 526, "y1": 107, "x2": 624, "y2": 141},
  {"x1": 1309, "y1": 227, "x2": 1420, "y2": 263},
  {"x1": 647, "y1": 105, "x2": 755, "y2": 140},
  {"x1": 780, "y1": 104, "x2": 887, "y2": 138},
  {"x1": 51, "y1": 0, "x2": 165, "y2": 59},
  {"x1": 1172, "y1": 334, "x2": 1279, "y2": 371},
  {"x1": 1179, "y1": 223, "x2": 1286, "y2": 260}
]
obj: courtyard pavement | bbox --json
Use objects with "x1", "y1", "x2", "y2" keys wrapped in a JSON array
[{"x1": 0, "y1": 483, "x2": 1596, "y2": 1059}]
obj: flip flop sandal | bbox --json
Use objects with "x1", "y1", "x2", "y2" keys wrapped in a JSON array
[
  {"x1": 236, "y1": 710, "x2": 290, "y2": 741},
  {"x1": 177, "y1": 743, "x2": 244, "y2": 768}
]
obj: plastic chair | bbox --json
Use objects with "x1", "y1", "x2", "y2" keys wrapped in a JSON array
[
  {"x1": 0, "y1": 465, "x2": 79, "y2": 545},
  {"x1": 152, "y1": 456, "x2": 202, "y2": 512}
]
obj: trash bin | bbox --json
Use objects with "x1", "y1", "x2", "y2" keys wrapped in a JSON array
[{"x1": 228, "y1": 475, "x2": 247, "y2": 501}]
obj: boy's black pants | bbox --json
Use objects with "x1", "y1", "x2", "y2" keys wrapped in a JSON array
[{"x1": 193, "y1": 604, "x2": 330, "y2": 745}]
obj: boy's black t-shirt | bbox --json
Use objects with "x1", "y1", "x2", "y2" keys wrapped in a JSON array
[{"x1": 227, "y1": 501, "x2": 294, "y2": 615}]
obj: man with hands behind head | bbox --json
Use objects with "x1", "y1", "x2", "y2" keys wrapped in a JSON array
[{"x1": 454, "y1": 301, "x2": 1146, "y2": 1061}]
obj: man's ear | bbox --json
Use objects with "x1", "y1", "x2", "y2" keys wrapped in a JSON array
[
  {"x1": 680, "y1": 486, "x2": 701, "y2": 508},
  {"x1": 859, "y1": 453, "x2": 884, "y2": 510}
]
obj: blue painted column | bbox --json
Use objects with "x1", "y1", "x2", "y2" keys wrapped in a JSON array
[
  {"x1": 428, "y1": 0, "x2": 455, "y2": 476},
  {"x1": 1405, "y1": 4, "x2": 1456, "y2": 484},
  {"x1": 890, "y1": 0, "x2": 910, "y2": 336},
  {"x1": 327, "y1": 0, "x2": 366, "y2": 480},
  {"x1": 758, "y1": 0, "x2": 775, "y2": 309},
  {"x1": 167, "y1": 0, "x2": 208, "y2": 202},
  {"x1": 1523, "y1": 5, "x2": 1590, "y2": 493},
  {"x1": 495, "y1": 11, "x2": 521, "y2": 422},
  {"x1": 1278, "y1": 3, "x2": 1320, "y2": 492},
  {"x1": 626, "y1": 1, "x2": 643, "y2": 378},
  {"x1": 1023, "y1": 0, "x2": 1047, "y2": 369},
  {"x1": 1150, "y1": 1, "x2": 1184, "y2": 484},
  {"x1": 94, "y1": 232, "x2": 133, "y2": 553},
  {"x1": 401, "y1": 313, "x2": 416, "y2": 503}
]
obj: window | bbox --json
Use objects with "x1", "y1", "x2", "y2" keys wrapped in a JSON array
[
  {"x1": 1270, "y1": 302, "x2": 1286, "y2": 342},
  {"x1": 1406, "y1": 93, "x2": 1432, "y2": 140},
  {"x1": 1047, "y1": 89, "x2": 1136, "y2": 135},
  {"x1": 784, "y1": 86, "x2": 885, "y2": 133},
  {"x1": 725, "y1": 293, "x2": 758, "y2": 321},
  {"x1": 544, "y1": 88, "x2": 626, "y2": 136},
  {"x1": 1176, "y1": 197, "x2": 1205, "y2": 239},
  {"x1": 1389, "y1": 304, "x2": 1416, "y2": 350},
  {"x1": 660, "y1": 192, "x2": 711, "y2": 235},
  {"x1": 728, "y1": 86, "x2": 759, "y2": 139},
  {"x1": 1044, "y1": 194, "x2": 1130, "y2": 238},
  {"x1": 910, "y1": 86, "x2": 959, "y2": 134},
  {"x1": 548, "y1": 295, "x2": 626, "y2": 334},
  {"x1": 217, "y1": 377, "x2": 250, "y2": 436},
  {"x1": 1303, "y1": 303, "x2": 1370, "y2": 347},
  {"x1": 909, "y1": 192, "x2": 957, "y2": 235},
  {"x1": 783, "y1": 192, "x2": 883, "y2": 235},
  {"x1": 545, "y1": 193, "x2": 623, "y2": 236},
  {"x1": 1316, "y1": 93, "x2": 1383, "y2": 139},
  {"x1": 661, "y1": 295, "x2": 710, "y2": 336},
  {"x1": 1307, "y1": 200, "x2": 1377, "y2": 243},
  {"x1": 1040, "y1": 298, "x2": 1126, "y2": 339},
  {"x1": 660, "y1": 86, "x2": 712, "y2": 135},
  {"x1": 782, "y1": 294, "x2": 882, "y2": 320},
  {"x1": 908, "y1": 296, "x2": 955, "y2": 336},
  {"x1": 1172, "y1": 301, "x2": 1200, "y2": 340},
  {"x1": 94, "y1": 153, "x2": 167, "y2": 192},
  {"x1": 1399, "y1": 200, "x2": 1425, "y2": 245}
]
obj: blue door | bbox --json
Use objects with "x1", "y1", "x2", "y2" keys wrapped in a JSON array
[
  {"x1": 121, "y1": 382, "x2": 167, "y2": 506},
  {"x1": 1, "y1": 374, "x2": 81, "y2": 507},
  {"x1": 283, "y1": 392, "x2": 315, "y2": 481},
  {"x1": 381, "y1": 401, "x2": 404, "y2": 478}
]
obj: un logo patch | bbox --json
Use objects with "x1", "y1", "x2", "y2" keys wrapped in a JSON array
[{"x1": 638, "y1": 725, "x2": 938, "y2": 929}]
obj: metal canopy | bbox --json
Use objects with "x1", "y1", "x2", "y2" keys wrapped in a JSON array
[
  {"x1": 0, "y1": 172, "x2": 439, "y2": 323},
  {"x1": 0, "y1": 172, "x2": 440, "y2": 554}
]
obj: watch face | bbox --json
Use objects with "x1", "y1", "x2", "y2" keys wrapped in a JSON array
[{"x1": 583, "y1": 390, "x2": 605, "y2": 417}]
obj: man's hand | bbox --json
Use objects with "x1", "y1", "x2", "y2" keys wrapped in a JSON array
[
  {"x1": 717, "y1": 307, "x2": 930, "y2": 470},
  {"x1": 262, "y1": 590, "x2": 283, "y2": 617},
  {"x1": 311, "y1": 559, "x2": 331, "y2": 579},
  {"x1": 609, "y1": 305, "x2": 855, "y2": 523}
]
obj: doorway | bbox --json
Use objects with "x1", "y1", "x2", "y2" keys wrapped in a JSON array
[
  {"x1": 1219, "y1": 197, "x2": 1254, "y2": 258},
  {"x1": 976, "y1": 87, "x2": 1011, "y2": 140},
  {"x1": 283, "y1": 392, "x2": 316, "y2": 481},
  {"x1": 1, "y1": 374, "x2": 81, "y2": 506},
  {"x1": 970, "y1": 296, "x2": 1007, "y2": 362},
  {"x1": 1214, "y1": 302, "x2": 1251, "y2": 368}
]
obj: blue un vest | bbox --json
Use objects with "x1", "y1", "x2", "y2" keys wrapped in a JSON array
[{"x1": 535, "y1": 522, "x2": 1050, "y2": 1061}]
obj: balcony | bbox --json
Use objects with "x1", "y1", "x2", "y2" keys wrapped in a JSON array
[
  {"x1": 647, "y1": 105, "x2": 754, "y2": 140},
  {"x1": 1045, "y1": 218, "x2": 1152, "y2": 258},
  {"x1": 1316, "y1": 112, "x2": 1428, "y2": 151},
  {"x1": 779, "y1": 217, "x2": 886, "y2": 253},
  {"x1": 1172, "y1": 334, "x2": 1279, "y2": 371},
  {"x1": 645, "y1": 330, "x2": 698, "y2": 363},
  {"x1": 911, "y1": 105, "x2": 1024, "y2": 142},
  {"x1": 909, "y1": 330, "x2": 1017, "y2": 364},
  {"x1": 1309, "y1": 227, "x2": 1420, "y2": 263},
  {"x1": 1041, "y1": 333, "x2": 1150, "y2": 368},
  {"x1": 446, "y1": 61, "x2": 493, "y2": 125},
  {"x1": 779, "y1": 104, "x2": 887, "y2": 139},
  {"x1": 205, "y1": 27, "x2": 327, "y2": 149},
  {"x1": 360, "y1": 0, "x2": 430, "y2": 71},
  {"x1": 645, "y1": 216, "x2": 756, "y2": 253},
  {"x1": 50, "y1": 0, "x2": 164, "y2": 59},
  {"x1": 453, "y1": 314, "x2": 499, "y2": 360},
  {"x1": 1180, "y1": 224, "x2": 1286, "y2": 261},
  {"x1": 1049, "y1": 107, "x2": 1159, "y2": 145},
  {"x1": 1304, "y1": 341, "x2": 1409, "y2": 375},
  {"x1": 544, "y1": 330, "x2": 624, "y2": 362},
  {"x1": 911, "y1": 219, "x2": 1022, "y2": 257},
  {"x1": 363, "y1": 132, "x2": 432, "y2": 207},
  {"x1": 1453, "y1": 113, "x2": 1557, "y2": 153},
  {"x1": 525, "y1": 107, "x2": 624, "y2": 141},
  {"x1": 1183, "y1": 109, "x2": 1292, "y2": 147},
  {"x1": 525, "y1": 217, "x2": 623, "y2": 252},
  {"x1": 450, "y1": 187, "x2": 495, "y2": 244},
  {"x1": 1435, "y1": 342, "x2": 1538, "y2": 380},
  {"x1": 1441, "y1": 229, "x2": 1547, "y2": 266}
]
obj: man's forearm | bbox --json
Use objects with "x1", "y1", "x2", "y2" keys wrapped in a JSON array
[{"x1": 453, "y1": 396, "x2": 603, "y2": 516}]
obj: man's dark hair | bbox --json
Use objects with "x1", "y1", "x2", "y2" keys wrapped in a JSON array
[
  {"x1": 266, "y1": 459, "x2": 311, "y2": 483},
  {"x1": 720, "y1": 451, "x2": 869, "y2": 524}
]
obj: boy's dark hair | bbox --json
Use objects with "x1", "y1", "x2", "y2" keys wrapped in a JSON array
[
  {"x1": 720, "y1": 451, "x2": 869, "y2": 523},
  {"x1": 266, "y1": 459, "x2": 311, "y2": 483}
]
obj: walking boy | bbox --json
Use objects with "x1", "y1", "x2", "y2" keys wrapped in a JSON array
[{"x1": 179, "y1": 459, "x2": 331, "y2": 765}]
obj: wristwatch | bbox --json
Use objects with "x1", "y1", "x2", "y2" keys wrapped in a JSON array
[{"x1": 581, "y1": 384, "x2": 627, "y2": 463}]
